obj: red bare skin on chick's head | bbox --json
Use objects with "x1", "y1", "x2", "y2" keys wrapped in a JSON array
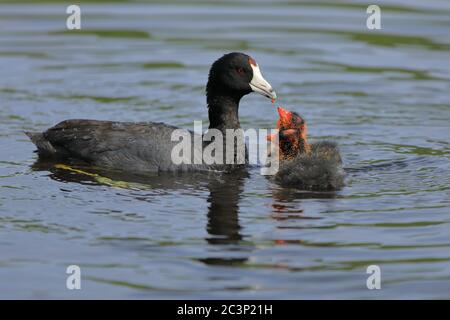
[{"x1": 267, "y1": 107, "x2": 311, "y2": 160}]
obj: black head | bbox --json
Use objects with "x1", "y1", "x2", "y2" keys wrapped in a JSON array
[{"x1": 206, "y1": 52, "x2": 276, "y2": 102}]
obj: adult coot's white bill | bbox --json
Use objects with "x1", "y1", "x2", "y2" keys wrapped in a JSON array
[{"x1": 26, "y1": 52, "x2": 276, "y2": 173}]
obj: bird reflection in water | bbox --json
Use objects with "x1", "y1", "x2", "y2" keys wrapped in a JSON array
[
  {"x1": 269, "y1": 187, "x2": 338, "y2": 246},
  {"x1": 31, "y1": 159, "x2": 251, "y2": 266},
  {"x1": 30, "y1": 159, "x2": 339, "y2": 266}
]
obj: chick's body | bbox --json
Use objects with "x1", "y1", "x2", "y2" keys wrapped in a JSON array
[{"x1": 270, "y1": 107, "x2": 344, "y2": 191}]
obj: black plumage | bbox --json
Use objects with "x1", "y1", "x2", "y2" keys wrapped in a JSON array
[{"x1": 26, "y1": 52, "x2": 276, "y2": 173}]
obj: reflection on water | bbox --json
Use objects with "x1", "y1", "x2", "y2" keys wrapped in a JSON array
[
  {"x1": 33, "y1": 159, "x2": 248, "y2": 246},
  {"x1": 33, "y1": 159, "x2": 251, "y2": 267},
  {"x1": 203, "y1": 172, "x2": 248, "y2": 265},
  {"x1": 206, "y1": 172, "x2": 246, "y2": 246},
  {"x1": 1, "y1": 0, "x2": 450, "y2": 299}
]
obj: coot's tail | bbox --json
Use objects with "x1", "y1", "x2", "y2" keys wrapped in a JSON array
[{"x1": 25, "y1": 131, "x2": 62, "y2": 157}]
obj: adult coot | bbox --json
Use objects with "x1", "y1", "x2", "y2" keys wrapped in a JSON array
[
  {"x1": 268, "y1": 107, "x2": 344, "y2": 191},
  {"x1": 26, "y1": 52, "x2": 276, "y2": 173}
]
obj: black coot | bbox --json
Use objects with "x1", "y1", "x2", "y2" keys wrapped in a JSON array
[{"x1": 26, "y1": 52, "x2": 276, "y2": 173}]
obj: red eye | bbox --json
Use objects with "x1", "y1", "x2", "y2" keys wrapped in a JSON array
[{"x1": 236, "y1": 67, "x2": 245, "y2": 75}]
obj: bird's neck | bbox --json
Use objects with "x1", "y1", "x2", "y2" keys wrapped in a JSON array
[
  {"x1": 280, "y1": 137, "x2": 311, "y2": 161},
  {"x1": 301, "y1": 139, "x2": 311, "y2": 154},
  {"x1": 207, "y1": 90, "x2": 242, "y2": 132},
  {"x1": 301, "y1": 131, "x2": 311, "y2": 154}
]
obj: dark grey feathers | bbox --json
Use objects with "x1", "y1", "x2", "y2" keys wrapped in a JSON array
[
  {"x1": 273, "y1": 141, "x2": 345, "y2": 191},
  {"x1": 26, "y1": 120, "x2": 209, "y2": 173}
]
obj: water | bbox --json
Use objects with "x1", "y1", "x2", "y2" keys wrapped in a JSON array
[{"x1": 1, "y1": 0, "x2": 450, "y2": 299}]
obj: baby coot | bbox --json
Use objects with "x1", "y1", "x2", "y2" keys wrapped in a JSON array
[
  {"x1": 26, "y1": 52, "x2": 277, "y2": 173},
  {"x1": 268, "y1": 107, "x2": 344, "y2": 191}
]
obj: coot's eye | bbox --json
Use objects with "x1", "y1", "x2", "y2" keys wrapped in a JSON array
[{"x1": 236, "y1": 67, "x2": 245, "y2": 75}]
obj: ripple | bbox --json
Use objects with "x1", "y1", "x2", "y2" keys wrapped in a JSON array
[{"x1": 49, "y1": 29, "x2": 151, "y2": 39}]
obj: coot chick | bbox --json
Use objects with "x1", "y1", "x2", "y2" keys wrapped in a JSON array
[
  {"x1": 26, "y1": 52, "x2": 276, "y2": 173},
  {"x1": 268, "y1": 107, "x2": 344, "y2": 191}
]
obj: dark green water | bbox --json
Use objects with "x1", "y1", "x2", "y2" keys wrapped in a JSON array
[{"x1": 0, "y1": 0, "x2": 449, "y2": 298}]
